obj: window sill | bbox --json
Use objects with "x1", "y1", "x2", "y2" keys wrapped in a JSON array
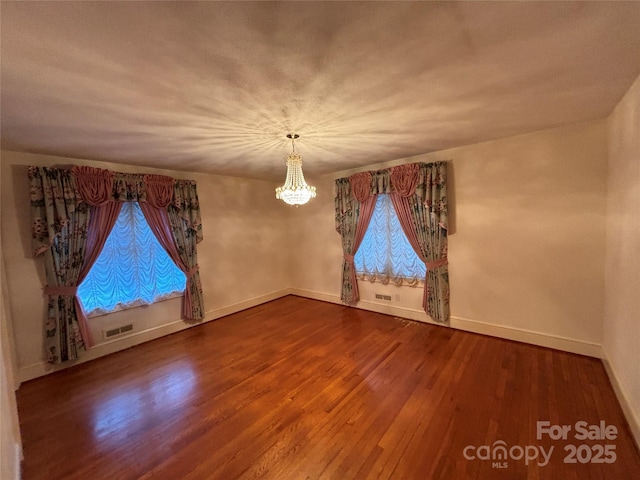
[
  {"x1": 355, "y1": 273, "x2": 424, "y2": 287},
  {"x1": 85, "y1": 291, "x2": 185, "y2": 319}
]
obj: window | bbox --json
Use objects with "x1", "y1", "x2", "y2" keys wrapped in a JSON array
[
  {"x1": 354, "y1": 194, "x2": 426, "y2": 285},
  {"x1": 78, "y1": 202, "x2": 186, "y2": 316}
]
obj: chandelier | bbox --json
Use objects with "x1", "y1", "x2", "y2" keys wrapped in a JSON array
[{"x1": 275, "y1": 133, "x2": 317, "y2": 206}]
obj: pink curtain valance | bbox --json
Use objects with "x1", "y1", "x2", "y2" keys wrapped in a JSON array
[
  {"x1": 337, "y1": 162, "x2": 448, "y2": 232},
  {"x1": 389, "y1": 163, "x2": 419, "y2": 197},
  {"x1": 71, "y1": 167, "x2": 175, "y2": 209},
  {"x1": 34, "y1": 166, "x2": 199, "y2": 221},
  {"x1": 346, "y1": 163, "x2": 420, "y2": 199},
  {"x1": 144, "y1": 174, "x2": 175, "y2": 208},
  {"x1": 349, "y1": 172, "x2": 372, "y2": 202},
  {"x1": 72, "y1": 166, "x2": 115, "y2": 206}
]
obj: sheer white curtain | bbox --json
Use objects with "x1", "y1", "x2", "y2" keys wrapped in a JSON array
[
  {"x1": 354, "y1": 194, "x2": 426, "y2": 286},
  {"x1": 78, "y1": 202, "x2": 186, "y2": 315}
]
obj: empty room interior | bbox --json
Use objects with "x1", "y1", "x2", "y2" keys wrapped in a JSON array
[{"x1": 1, "y1": 2, "x2": 640, "y2": 479}]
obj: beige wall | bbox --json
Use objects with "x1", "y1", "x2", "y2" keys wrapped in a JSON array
[
  {"x1": 0, "y1": 296, "x2": 21, "y2": 480},
  {"x1": 604, "y1": 73, "x2": 640, "y2": 444},
  {"x1": 291, "y1": 120, "x2": 609, "y2": 355},
  {"x1": 0, "y1": 151, "x2": 291, "y2": 381},
  {"x1": 1, "y1": 165, "x2": 22, "y2": 480},
  {"x1": 0, "y1": 242, "x2": 22, "y2": 480}
]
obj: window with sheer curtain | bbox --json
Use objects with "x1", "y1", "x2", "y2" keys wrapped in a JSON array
[
  {"x1": 354, "y1": 194, "x2": 426, "y2": 286},
  {"x1": 78, "y1": 202, "x2": 186, "y2": 316}
]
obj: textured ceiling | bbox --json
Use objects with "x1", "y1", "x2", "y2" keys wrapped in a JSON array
[{"x1": 2, "y1": 1, "x2": 640, "y2": 181}]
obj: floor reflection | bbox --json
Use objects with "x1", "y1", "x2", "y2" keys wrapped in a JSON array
[{"x1": 91, "y1": 360, "x2": 196, "y2": 442}]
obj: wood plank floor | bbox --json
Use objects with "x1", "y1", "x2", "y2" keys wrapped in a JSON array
[{"x1": 16, "y1": 295, "x2": 640, "y2": 480}]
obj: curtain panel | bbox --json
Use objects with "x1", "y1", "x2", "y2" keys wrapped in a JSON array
[
  {"x1": 29, "y1": 165, "x2": 205, "y2": 364},
  {"x1": 334, "y1": 175, "x2": 376, "y2": 304},
  {"x1": 334, "y1": 161, "x2": 449, "y2": 323}
]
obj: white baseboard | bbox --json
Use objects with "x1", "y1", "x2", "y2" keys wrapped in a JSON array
[
  {"x1": 450, "y1": 315, "x2": 604, "y2": 358},
  {"x1": 205, "y1": 289, "x2": 292, "y2": 321},
  {"x1": 14, "y1": 442, "x2": 22, "y2": 480},
  {"x1": 18, "y1": 288, "x2": 291, "y2": 383},
  {"x1": 601, "y1": 348, "x2": 640, "y2": 449},
  {"x1": 289, "y1": 288, "x2": 603, "y2": 358},
  {"x1": 289, "y1": 288, "x2": 341, "y2": 305},
  {"x1": 289, "y1": 288, "x2": 431, "y2": 322}
]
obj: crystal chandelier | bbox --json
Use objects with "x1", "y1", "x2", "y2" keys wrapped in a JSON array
[{"x1": 275, "y1": 133, "x2": 317, "y2": 206}]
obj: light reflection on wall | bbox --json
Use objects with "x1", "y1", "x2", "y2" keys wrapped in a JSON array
[{"x1": 91, "y1": 361, "x2": 196, "y2": 443}]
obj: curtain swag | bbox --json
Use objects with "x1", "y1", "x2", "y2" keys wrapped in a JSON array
[
  {"x1": 389, "y1": 163, "x2": 420, "y2": 197},
  {"x1": 72, "y1": 166, "x2": 115, "y2": 206},
  {"x1": 349, "y1": 172, "x2": 373, "y2": 203},
  {"x1": 334, "y1": 161, "x2": 450, "y2": 323},
  {"x1": 28, "y1": 165, "x2": 205, "y2": 364},
  {"x1": 144, "y1": 174, "x2": 175, "y2": 208}
]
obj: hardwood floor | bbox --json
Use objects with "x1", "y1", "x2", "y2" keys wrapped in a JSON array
[{"x1": 16, "y1": 296, "x2": 640, "y2": 480}]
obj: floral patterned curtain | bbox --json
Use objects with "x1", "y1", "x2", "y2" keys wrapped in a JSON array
[
  {"x1": 167, "y1": 207, "x2": 204, "y2": 320},
  {"x1": 389, "y1": 163, "x2": 449, "y2": 323},
  {"x1": 29, "y1": 167, "x2": 89, "y2": 363},
  {"x1": 334, "y1": 161, "x2": 450, "y2": 323},
  {"x1": 171, "y1": 180, "x2": 204, "y2": 243},
  {"x1": 29, "y1": 165, "x2": 205, "y2": 364},
  {"x1": 139, "y1": 180, "x2": 204, "y2": 321},
  {"x1": 334, "y1": 175, "x2": 376, "y2": 304},
  {"x1": 141, "y1": 177, "x2": 204, "y2": 320}
]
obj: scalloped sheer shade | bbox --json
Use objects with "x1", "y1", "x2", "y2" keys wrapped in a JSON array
[
  {"x1": 78, "y1": 202, "x2": 186, "y2": 315},
  {"x1": 275, "y1": 153, "x2": 316, "y2": 205},
  {"x1": 354, "y1": 194, "x2": 426, "y2": 283}
]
